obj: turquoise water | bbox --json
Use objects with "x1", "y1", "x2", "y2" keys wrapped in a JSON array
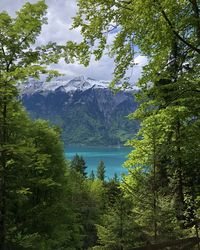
[{"x1": 64, "y1": 146, "x2": 132, "y2": 179}]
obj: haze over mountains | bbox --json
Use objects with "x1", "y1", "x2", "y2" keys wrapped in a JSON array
[{"x1": 21, "y1": 76, "x2": 139, "y2": 146}]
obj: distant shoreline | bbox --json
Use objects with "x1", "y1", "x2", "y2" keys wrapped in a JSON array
[{"x1": 64, "y1": 144, "x2": 131, "y2": 150}]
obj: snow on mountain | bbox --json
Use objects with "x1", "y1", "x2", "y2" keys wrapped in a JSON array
[
  {"x1": 21, "y1": 76, "x2": 139, "y2": 146},
  {"x1": 19, "y1": 76, "x2": 111, "y2": 95},
  {"x1": 19, "y1": 75, "x2": 137, "y2": 95}
]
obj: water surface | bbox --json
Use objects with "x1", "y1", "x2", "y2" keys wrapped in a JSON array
[{"x1": 65, "y1": 146, "x2": 131, "y2": 179}]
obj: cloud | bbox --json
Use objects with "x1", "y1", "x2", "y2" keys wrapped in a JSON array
[
  {"x1": 131, "y1": 55, "x2": 148, "y2": 82},
  {"x1": 0, "y1": 0, "x2": 147, "y2": 82}
]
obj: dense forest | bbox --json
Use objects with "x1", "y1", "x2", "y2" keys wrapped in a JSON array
[{"x1": 0, "y1": 0, "x2": 199, "y2": 249}]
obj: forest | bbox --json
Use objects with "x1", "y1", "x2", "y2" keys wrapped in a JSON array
[{"x1": 0, "y1": 0, "x2": 199, "y2": 249}]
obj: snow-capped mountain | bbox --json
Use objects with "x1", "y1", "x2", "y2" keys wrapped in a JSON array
[
  {"x1": 19, "y1": 76, "x2": 113, "y2": 94},
  {"x1": 21, "y1": 76, "x2": 139, "y2": 146},
  {"x1": 19, "y1": 75, "x2": 136, "y2": 95}
]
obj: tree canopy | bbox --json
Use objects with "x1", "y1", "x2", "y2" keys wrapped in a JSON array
[
  {"x1": 67, "y1": 0, "x2": 200, "y2": 247},
  {"x1": 0, "y1": 1, "x2": 64, "y2": 248},
  {"x1": 0, "y1": 0, "x2": 199, "y2": 249},
  {"x1": 67, "y1": 0, "x2": 200, "y2": 86}
]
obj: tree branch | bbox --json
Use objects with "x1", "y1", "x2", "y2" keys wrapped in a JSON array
[
  {"x1": 114, "y1": 0, "x2": 134, "y2": 11},
  {"x1": 158, "y1": 3, "x2": 200, "y2": 54},
  {"x1": 115, "y1": 0, "x2": 200, "y2": 54},
  {"x1": 189, "y1": 0, "x2": 200, "y2": 43}
]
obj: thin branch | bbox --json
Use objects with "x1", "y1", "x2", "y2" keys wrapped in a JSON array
[
  {"x1": 157, "y1": 3, "x2": 200, "y2": 54},
  {"x1": 189, "y1": 0, "x2": 200, "y2": 43},
  {"x1": 164, "y1": 89, "x2": 200, "y2": 108},
  {"x1": 122, "y1": 179, "x2": 153, "y2": 207},
  {"x1": 115, "y1": 0, "x2": 200, "y2": 54},
  {"x1": 103, "y1": 24, "x2": 118, "y2": 34},
  {"x1": 114, "y1": 0, "x2": 134, "y2": 11},
  {"x1": 7, "y1": 29, "x2": 36, "y2": 71},
  {"x1": 0, "y1": 42, "x2": 9, "y2": 71}
]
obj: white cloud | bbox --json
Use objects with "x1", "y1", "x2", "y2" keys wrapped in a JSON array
[
  {"x1": 0, "y1": 0, "x2": 147, "y2": 82},
  {"x1": 134, "y1": 55, "x2": 148, "y2": 66}
]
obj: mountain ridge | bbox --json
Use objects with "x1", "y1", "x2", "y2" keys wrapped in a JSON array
[
  {"x1": 21, "y1": 76, "x2": 139, "y2": 146},
  {"x1": 19, "y1": 75, "x2": 137, "y2": 94}
]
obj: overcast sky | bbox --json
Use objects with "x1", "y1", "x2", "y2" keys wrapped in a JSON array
[{"x1": 0, "y1": 0, "x2": 147, "y2": 82}]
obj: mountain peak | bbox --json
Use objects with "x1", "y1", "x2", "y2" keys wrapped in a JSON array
[
  {"x1": 72, "y1": 75, "x2": 88, "y2": 82},
  {"x1": 21, "y1": 78, "x2": 138, "y2": 146},
  {"x1": 20, "y1": 75, "x2": 111, "y2": 95},
  {"x1": 19, "y1": 75, "x2": 138, "y2": 96}
]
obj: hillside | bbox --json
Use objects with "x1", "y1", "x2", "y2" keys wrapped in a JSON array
[{"x1": 21, "y1": 76, "x2": 139, "y2": 146}]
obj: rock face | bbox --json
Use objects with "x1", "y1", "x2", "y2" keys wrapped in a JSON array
[{"x1": 21, "y1": 76, "x2": 139, "y2": 146}]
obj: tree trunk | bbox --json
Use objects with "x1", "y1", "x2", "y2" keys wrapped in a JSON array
[
  {"x1": 0, "y1": 99, "x2": 7, "y2": 250},
  {"x1": 153, "y1": 137, "x2": 157, "y2": 242},
  {"x1": 175, "y1": 120, "x2": 185, "y2": 222}
]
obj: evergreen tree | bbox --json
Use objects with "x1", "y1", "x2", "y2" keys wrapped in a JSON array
[
  {"x1": 97, "y1": 160, "x2": 106, "y2": 182},
  {"x1": 93, "y1": 188, "x2": 143, "y2": 249},
  {"x1": 90, "y1": 170, "x2": 95, "y2": 181},
  {"x1": 69, "y1": 169, "x2": 105, "y2": 249},
  {"x1": 70, "y1": 154, "x2": 87, "y2": 177}
]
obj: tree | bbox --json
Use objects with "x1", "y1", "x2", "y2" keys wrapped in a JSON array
[
  {"x1": 69, "y1": 169, "x2": 106, "y2": 249},
  {"x1": 68, "y1": 0, "x2": 200, "y2": 246},
  {"x1": 97, "y1": 160, "x2": 106, "y2": 182},
  {"x1": 122, "y1": 112, "x2": 185, "y2": 242},
  {"x1": 70, "y1": 154, "x2": 87, "y2": 177},
  {"x1": 0, "y1": 104, "x2": 83, "y2": 248},
  {"x1": 93, "y1": 188, "x2": 143, "y2": 250},
  {"x1": 0, "y1": 1, "x2": 63, "y2": 248},
  {"x1": 89, "y1": 170, "x2": 95, "y2": 181},
  {"x1": 67, "y1": 0, "x2": 200, "y2": 86}
]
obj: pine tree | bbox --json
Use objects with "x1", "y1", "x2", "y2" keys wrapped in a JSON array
[
  {"x1": 97, "y1": 160, "x2": 106, "y2": 182},
  {"x1": 70, "y1": 154, "x2": 87, "y2": 177},
  {"x1": 93, "y1": 189, "x2": 143, "y2": 249},
  {"x1": 90, "y1": 170, "x2": 95, "y2": 181}
]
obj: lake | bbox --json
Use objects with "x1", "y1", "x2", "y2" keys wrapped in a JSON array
[{"x1": 64, "y1": 146, "x2": 132, "y2": 179}]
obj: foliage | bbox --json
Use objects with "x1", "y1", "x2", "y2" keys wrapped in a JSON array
[
  {"x1": 89, "y1": 170, "x2": 95, "y2": 181},
  {"x1": 70, "y1": 154, "x2": 87, "y2": 177},
  {"x1": 0, "y1": 0, "x2": 199, "y2": 248},
  {"x1": 68, "y1": 0, "x2": 200, "y2": 248},
  {"x1": 97, "y1": 161, "x2": 106, "y2": 182},
  {"x1": 0, "y1": 106, "x2": 83, "y2": 249},
  {"x1": 69, "y1": 170, "x2": 106, "y2": 249},
  {"x1": 67, "y1": 0, "x2": 200, "y2": 86},
  {"x1": 0, "y1": 1, "x2": 66, "y2": 248},
  {"x1": 93, "y1": 181, "x2": 144, "y2": 250}
]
